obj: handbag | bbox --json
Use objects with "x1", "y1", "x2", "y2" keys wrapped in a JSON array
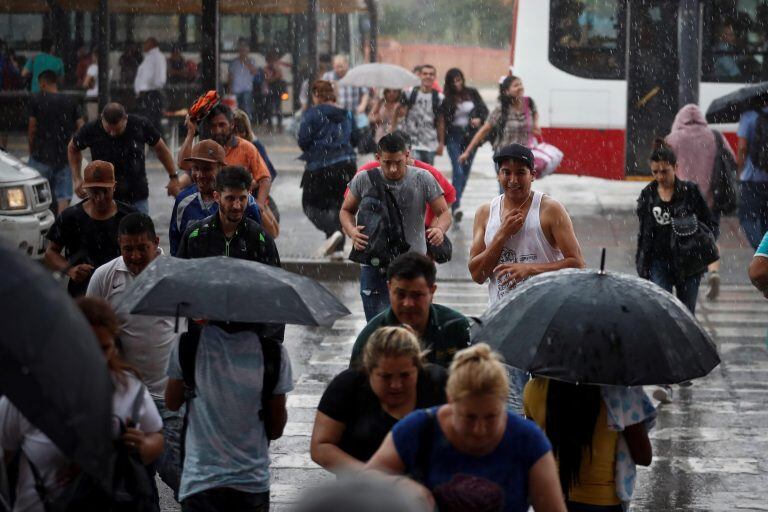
[
  {"x1": 710, "y1": 130, "x2": 739, "y2": 215},
  {"x1": 426, "y1": 229, "x2": 452, "y2": 264},
  {"x1": 670, "y1": 214, "x2": 719, "y2": 279},
  {"x1": 524, "y1": 98, "x2": 563, "y2": 177}
]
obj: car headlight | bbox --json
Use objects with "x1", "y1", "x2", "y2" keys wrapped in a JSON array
[{"x1": 0, "y1": 186, "x2": 27, "y2": 210}]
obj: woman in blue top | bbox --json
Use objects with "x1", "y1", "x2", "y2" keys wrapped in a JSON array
[{"x1": 366, "y1": 343, "x2": 566, "y2": 512}]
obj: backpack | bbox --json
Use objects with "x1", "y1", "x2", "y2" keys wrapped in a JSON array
[
  {"x1": 486, "y1": 104, "x2": 510, "y2": 148},
  {"x1": 711, "y1": 130, "x2": 739, "y2": 215},
  {"x1": 178, "y1": 321, "x2": 283, "y2": 463},
  {"x1": 403, "y1": 88, "x2": 441, "y2": 128},
  {"x1": 348, "y1": 169, "x2": 411, "y2": 269},
  {"x1": 748, "y1": 109, "x2": 768, "y2": 172},
  {"x1": 25, "y1": 384, "x2": 156, "y2": 512}
]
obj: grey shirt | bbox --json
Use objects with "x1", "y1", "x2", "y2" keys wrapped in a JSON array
[
  {"x1": 349, "y1": 166, "x2": 444, "y2": 255},
  {"x1": 167, "y1": 325, "x2": 293, "y2": 500}
]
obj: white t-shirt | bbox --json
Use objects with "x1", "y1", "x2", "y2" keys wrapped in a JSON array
[
  {"x1": 453, "y1": 100, "x2": 475, "y2": 128},
  {"x1": 86, "y1": 253, "x2": 178, "y2": 399},
  {"x1": 0, "y1": 374, "x2": 161, "y2": 512},
  {"x1": 404, "y1": 88, "x2": 444, "y2": 151},
  {"x1": 85, "y1": 63, "x2": 98, "y2": 97}
]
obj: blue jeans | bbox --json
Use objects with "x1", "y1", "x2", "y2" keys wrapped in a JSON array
[
  {"x1": 28, "y1": 157, "x2": 72, "y2": 202},
  {"x1": 153, "y1": 398, "x2": 182, "y2": 499},
  {"x1": 360, "y1": 265, "x2": 390, "y2": 321},
  {"x1": 738, "y1": 181, "x2": 768, "y2": 250},
  {"x1": 411, "y1": 149, "x2": 435, "y2": 165},
  {"x1": 235, "y1": 91, "x2": 255, "y2": 122},
  {"x1": 446, "y1": 127, "x2": 476, "y2": 211},
  {"x1": 182, "y1": 488, "x2": 269, "y2": 512},
  {"x1": 132, "y1": 198, "x2": 149, "y2": 215},
  {"x1": 505, "y1": 364, "x2": 529, "y2": 415},
  {"x1": 649, "y1": 260, "x2": 702, "y2": 314}
]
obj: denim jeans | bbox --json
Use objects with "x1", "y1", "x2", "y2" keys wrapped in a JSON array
[
  {"x1": 411, "y1": 149, "x2": 435, "y2": 165},
  {"x1": 153, "y1": 397, "x2": 182, "y2": 498},
  {"x1": 360, "y1": 265, "x2": 390, "y2": 321},
  {"x1": 505, "y1": 364, "x2": 529, "y2": 415},
  {"x1": 182, "y1": 488, "x2": 269, "y2": 512},
  {"x1": 446, "y1": 127, "x2": 476, "y2": 211},
  {"x1": 28, "y1": 157, "x2": 72, "y2": 202},
  {"x1": 738, "y1": 181, "x2": 768, "y2": 250},
  {"x1": 235, "y1": 91, "x2": 255, "y2": 122},
  {"x1": 649, "y1": 260, "x2": 702, "y2": 314},
  {"x1": 132, "y1": 198, "x2": 149, "y2": 215}
]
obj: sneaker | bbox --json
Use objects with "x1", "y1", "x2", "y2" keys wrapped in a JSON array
[
  {"x1": 453, "y1": 209, "x2": 464, "y2": 223},
  {"x1": 314, "y1": 231, "x2": 344, "y2": 258},
  {"x1": 652, "y1": 385, "x2": 673, "y2": 404},
  {"x1": 706, "y1": 272, "x2": 720, "y2": 301}
]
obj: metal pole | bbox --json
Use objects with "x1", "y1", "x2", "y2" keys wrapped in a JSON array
[
  {"x1": 201, "y1": 0, "x2": 220, "y2": 92},
  {"x1": 366, "y1": 0, "x2": 378, "y2": 62},
  {"x1": 97, "y1": 0, "x2": 110, "y2": 112},
  {"x1": 678, "y1": 0, "x2": 701, "y2": 107},
  {"x1": 307, "y1": 0, "x2": 318, "y2": 80}
]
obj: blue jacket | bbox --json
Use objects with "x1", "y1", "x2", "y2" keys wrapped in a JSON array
[
  {"x1": 169, "y1": 184, "x2": 262, "y2": 256},
  {"x1": 298, "y1": 103, "x2": 356, "y2": 172}
]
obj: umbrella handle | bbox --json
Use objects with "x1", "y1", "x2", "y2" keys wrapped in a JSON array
[{"x1": 599, "y1": 248, "x2": 606, "y2": 274}]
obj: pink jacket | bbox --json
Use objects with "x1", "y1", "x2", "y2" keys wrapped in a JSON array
[{"x1": 666, "y1": 104, "x2": 734, "y2": 209}]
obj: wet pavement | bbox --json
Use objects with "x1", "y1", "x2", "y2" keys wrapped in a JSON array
[{"x1": 5, "y1": 129, "x2": 768, "y2": 510}]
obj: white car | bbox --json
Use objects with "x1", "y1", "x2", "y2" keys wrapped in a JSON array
[{"x1": 0, "y1": 151, "x2": 55, "y2": 259}]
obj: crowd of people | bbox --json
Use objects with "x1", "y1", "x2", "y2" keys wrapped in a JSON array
[{"x1": 2, "y1": 53, "x2": 768, "y2": 512}]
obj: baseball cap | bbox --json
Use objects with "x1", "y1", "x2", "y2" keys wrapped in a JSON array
[
  {"x1": 183, "y1": 139, "x2": 226, "y2": 165},
  {"x1": 83, "y1": 160, "x2": 116, "y2": 188},
  {"x1": 493, "y1": 143, "x2": 535, "y2": 171}
]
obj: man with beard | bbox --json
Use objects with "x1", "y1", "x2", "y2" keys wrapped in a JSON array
[
  {"x1": 169, "y1": 139, "x2": 263, "y2": 255},
  {"x1": 176, "y1": 165, "x2": 278, "y2": 264},
  {"x1": 178, "y1": 105, "x2": 272, "y2": 211},
  {"x1": 68, "y1": 102, "x2": 180, "y2": 213}
]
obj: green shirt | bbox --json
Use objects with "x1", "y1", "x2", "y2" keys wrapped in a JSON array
[
  {"x1": 349, "y1": 303, "x2": 471, "y2": 369},
  {"x1": 24, "y1": 53, "x2": 64, "y2": 92}
]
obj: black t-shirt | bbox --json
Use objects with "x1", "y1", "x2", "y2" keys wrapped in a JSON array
[
  {"x1": 46, "y1": 200, "x2": 136, "y2": 296},
  {"x1": 28, "y1": 92, "x2": 83, "y2": 167},
  {"x1": 317, "y1": 364, "x2": 447, "y2": 463},
  {"x1": 72, "y1": 115, "x2": 161, "y2": 203},
  {"x1": 650, "y1": 193, "x2": 673, "y2": 261}
]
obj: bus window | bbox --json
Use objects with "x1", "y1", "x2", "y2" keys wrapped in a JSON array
[
  {"x1": 703, "y1": 0, "x2": 768, "y2": 83},
  {"x1": 118, "y1": 14, "x2": 181, "y2": 46},
  {"x1": 549, "y1": 0, "x2": 625, "y2": 80},
  {"x1": 0, "y1": 14, "x2": 43, "y2": 49}
]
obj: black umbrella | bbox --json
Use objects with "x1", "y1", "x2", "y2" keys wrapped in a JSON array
[
  {"x1": 706, "y1": 81, "x2": 768, "y2": 124},
  {"x1": 116, "y1": 256, "x2": 350, "y2": 326},
  {"x1": 0, "y1": 246, "x2": 113, "y2": 488},
  {"x1": 471, "y1": 267, "x2": 720, "y2": 386}
]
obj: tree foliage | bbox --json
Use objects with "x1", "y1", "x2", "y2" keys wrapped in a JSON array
[{"x1": 379, "y1": 0, "x2": 513, "y2": 48}]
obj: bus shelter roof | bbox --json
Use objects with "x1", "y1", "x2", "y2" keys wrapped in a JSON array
[{"x1": 1, "y1": 0, "x2": 368, "y2": 15}]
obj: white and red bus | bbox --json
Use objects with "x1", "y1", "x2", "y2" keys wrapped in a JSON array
[{"x1": 510, "y1": 0, "x2": 767, "y2": 179}]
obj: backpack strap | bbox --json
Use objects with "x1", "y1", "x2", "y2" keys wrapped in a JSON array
[
  {"x1": 431, "y1": 90, "x2": 440, "y2": 127},
  {"x1": 257, "y1": 332, "x2": 283, "y2": 421},
  {"x1": 24, "y1": 452, "x2": 53, "y2": 512},
  {"x1": 178, "y1": 321, "x2": 202, "y2": 465}
]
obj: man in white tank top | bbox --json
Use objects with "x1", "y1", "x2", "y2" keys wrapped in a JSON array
[
  {"x1": 470, "y1": 144, "x2": 585, "y2": 303},
  {"x1": 469, "y1": 144, "x2": 585, "y2": 412}
]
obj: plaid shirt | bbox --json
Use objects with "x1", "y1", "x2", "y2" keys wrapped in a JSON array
[{"x1": 322, "y1": 70, "x2": 366, "y2": 112}]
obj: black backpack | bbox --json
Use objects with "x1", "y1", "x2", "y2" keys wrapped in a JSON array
[
  {"x1": 403, "y1": 88, "x2": 441, "y2": 128},
  {"x1": 178, "y1": 321, "x2": 283, "y2": 463},
  {"x1": 348, "y1": 169, "x2": 411, "y2": 269},
  {"x1": 711, "y1": 130, "x2": 739, "y2": 215},
  {"x1": 25, "y1": 385, "x2": 156, "y2": 512},
  {"x1": 748, "y1": 109, "x2": 768, "y2": 172}
]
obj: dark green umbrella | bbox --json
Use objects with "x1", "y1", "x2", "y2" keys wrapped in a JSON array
[
  {"x1": 706, "y1": 81, "x2": 768, "y2": 124},
  {"x1": 115, "y1": 256, "x2": 350, "y2": 326},
  {"x1": 0, "y1": 246, "x2": 113, "y2": 490},
  {"x1": 471, "y1": 267, "x2": 720, "y2": 386}
]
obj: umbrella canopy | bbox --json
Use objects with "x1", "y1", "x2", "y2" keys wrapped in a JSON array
[
  {"x1": 339, "y1": 63, "x2": 420, "y2": 89},
  {"x1": 0, "y1": 246, "x2": 113, "y2": 485},
  {"x1": 116, "y1": 256, "x2": 350, "y2": 326},
  {"x1": 705, "y1": 81, "x2": 768, "y2": 124},
  {"x1": 471, "y1": 268, "x2": 720, "y2": 386}
]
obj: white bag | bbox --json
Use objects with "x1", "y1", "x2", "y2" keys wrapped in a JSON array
[{"x1": 531, "y1": 140, "x2": 564, "y2": 178}]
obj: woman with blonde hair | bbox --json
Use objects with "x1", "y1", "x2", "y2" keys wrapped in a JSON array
[
  {"x1": 366, "y1": 343, "x2": 566, "y2": 512},
  {"x1": 311, "y1": 326, "x2": 447, "y2": 473}
]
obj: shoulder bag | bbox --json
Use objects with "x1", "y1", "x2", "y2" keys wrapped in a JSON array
[
  {"x1": 710, "y1": 130, "x2": 739, "y2": 215},
  {"x1": 670, "y1": 213, "x2": 719, "y2": 279},
  {"x1": 524, "y1": 98, "x2": 563, "y2": 177}
]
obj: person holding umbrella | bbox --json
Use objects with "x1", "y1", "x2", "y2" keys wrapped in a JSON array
[
  {"x1": 0, "y1": 297, "x2": 163, "y2": 511},
  {"x1": 366, "y1": 343, "x2": 566, "y2": 512},
  {"x1": 310, "y1": 326, "x2": 447, "y2": 472},
  {"x1": 523, "y1": 379, "x2": 653, "y2": 512}
]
